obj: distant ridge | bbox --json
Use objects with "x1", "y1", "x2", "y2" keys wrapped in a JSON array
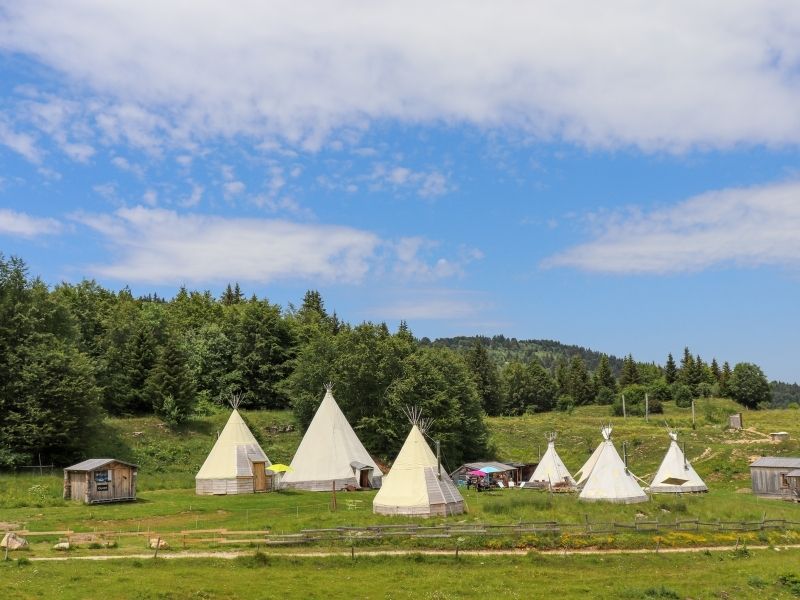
[{"x1": 421, "y1": 335, "x2": 625, "y2": 375}]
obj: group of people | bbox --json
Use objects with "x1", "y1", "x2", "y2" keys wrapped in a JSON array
[{"x1": 465, "y1": 474, "x2": 511, "y2": 492}]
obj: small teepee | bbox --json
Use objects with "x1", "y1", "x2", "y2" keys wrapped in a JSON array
[
  {"x1": 281, "y1": 384, "x2": 383, "y2": 491},
  {"x1": 196, "y1": 396, "x2": 272, "y2": 495},
  {"x1": 650, "y1": 430, "x2": 708, "y2": 493},
  {"x1": 373, "y1": 409, "x2": 464, "y2": 517},
  {"x1": 577, "y1": 425, "x2": 648, "y2": 504},
  {"x1": 528, "y1": 432, "x2": 576, "y2": 490}
]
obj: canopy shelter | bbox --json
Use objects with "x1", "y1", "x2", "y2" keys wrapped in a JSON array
[
  {"x1": 196, "y1": 405, "x2": 272, "y2": 495},
  {"x1": 282, "y1": 385, "x2": 383, "y2": 491},
  {"x1": 576, "y1": 426, "x2": 648, "y2": 504},
  {"x1": 527, "y1": 433, "x2": 576, "y2": 490},
  {"x1": 374, "y1": 421, "x2": 464, "y2": 517},
  {"x1": 650, "y1": 431, "x2": 708, "y2": 493}
]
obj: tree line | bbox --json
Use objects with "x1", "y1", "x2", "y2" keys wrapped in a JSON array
[{"x1": 0, "y1": 253, "x2": 774, "y2": 469}]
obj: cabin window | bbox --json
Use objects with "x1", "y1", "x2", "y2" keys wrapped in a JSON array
[
  {"x1": 781, "y1": 473, "x2": 789, "y2": 488},
  {"x1": 94, "y1": 470, "x2": 109, "y2": 483}
]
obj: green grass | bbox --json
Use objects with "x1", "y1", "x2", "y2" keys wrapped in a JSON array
[
  {"x1": 4, "y1": 549, "x2": 800, "y2": 599},
  {"x1": 2, "y1": 398, "x2": 800, "y2": 557}
]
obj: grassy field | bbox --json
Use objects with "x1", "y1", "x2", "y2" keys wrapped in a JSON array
[
  {"x1": 2, "y1": 398, "x2": 800, "y2": 558},
  {"x1": 4, "y1": 549, "x2": 800, "y2": 599}
]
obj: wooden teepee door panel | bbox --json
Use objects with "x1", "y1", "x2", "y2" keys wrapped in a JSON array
[{"x1": 252, "y1": 462, "x2": 267, "y2": 492}]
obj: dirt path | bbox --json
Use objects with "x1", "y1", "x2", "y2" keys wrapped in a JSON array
[{"x1": 26, "y1": 544, "x2": 800, "y2": 562}]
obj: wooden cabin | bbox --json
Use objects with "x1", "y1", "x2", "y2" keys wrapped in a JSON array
[
  {"x1": 64, "y1": 459, "x2": 138, "y2": 504},
  {"x1": 749, "y1": 457, "x2": 800, "y2": 499}
]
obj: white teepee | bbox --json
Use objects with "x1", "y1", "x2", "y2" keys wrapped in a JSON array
[
  {"x1": 528, "y1": 433, "x2": 576, "y2": 490},
  {"x1": 650, "y1": 431, "x2": 708, "y2": 493},
  {"x1": 373, "y1": 421, "x2": 464, "y2": 517},
  {"x1": 577, "y1": 426, "x2": 648, "y2": 504},
  {"x1": 281, "y1": 386, "x2": 383, "y2": 491},
  {"x1": 195, "y1": 404, "x2": 272, "y2": 495}
]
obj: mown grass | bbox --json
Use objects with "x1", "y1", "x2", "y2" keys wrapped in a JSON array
[{"x1": 4, "y1": 549, "x2": 800, "y2": 599}]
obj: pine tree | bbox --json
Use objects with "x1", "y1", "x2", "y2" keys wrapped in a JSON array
[
  {"x1": 593, "y1": 354, "x2": 617, "y2": 393},
  {"x1": 720, "y1": 361, "x2": 732, "y2": 397},
  {"x1": 679, "y1": 347, "x2": 695, "y2": 386},
  {"x1": 619, "y1": 354, "x2": 640, "y2": 387},
  {"x1": 465, "y1": 338, "x2": 503, "y2": 415},
  {"x1": 664, "y1": 353, "x2": 677, "y2": 384},
  {"x1": 567, "y1": 355, "x2": 594, "y2": 405},
  {"x1": 554, "y1": 358, "x2": 569, "y2": 397},
  {"x1": 710, "y1": 358, "x2": 721, "y2": 382},
  {"x1": 125, "y1": 325, "x2": 157, "y2": 413},
  {"x1": 145, "y1": 334, "x2": 196, "y2": 425}
]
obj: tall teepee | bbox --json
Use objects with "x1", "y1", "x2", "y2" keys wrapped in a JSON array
[
  {"x1": 576, "y1": 425, "x2": 648, "y2": 504},
  {"x1": 281, "y1": 385, "x2": 383, "y2": 491},
  {"x1": 528, "y1": 432, "x2": 576, "y2": 490},
  {"x1": 650, "y1": 430, "x2": 708, "y2": 493},
  {"x1": 373, "y1": 410, "x2": 464, "y2": 517},
  {"x1": 196, "y1": 397, "x2": 272, "y2": 495}
]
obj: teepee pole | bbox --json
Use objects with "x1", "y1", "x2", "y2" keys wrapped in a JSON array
[{"x1": 436, "y1": 440, "x2": 441, "y2": 480}]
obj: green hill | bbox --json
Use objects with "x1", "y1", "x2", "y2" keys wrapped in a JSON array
[{"x1": 56, "y1": 398, "x2": 800, "y2": 492}]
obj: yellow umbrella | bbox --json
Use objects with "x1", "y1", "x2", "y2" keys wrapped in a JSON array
[{"x1": 267, "y1": 463, "x2": 293, "y2": 473}]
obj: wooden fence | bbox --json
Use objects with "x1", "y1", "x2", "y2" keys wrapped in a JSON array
[{"x1": 8, "y1": 517, "x2": 800, "y2": 549}]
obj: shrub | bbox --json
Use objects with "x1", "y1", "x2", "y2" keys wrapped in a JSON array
[
  {"x1": 611, "y1": 384, "x2": 661, "y2": 415},
  {"x1": 696, "y1": 382, "x2": 713, "y2": 398},
  {"x1": 648, "y1": 379, "x2": 671, "y2": 402},
  {"x1": 595, "y1": 386, "x2": 615, "y2": 405},
  {"x1": 556, "y1": 395, "x2": 574, "y2": 412},
  {"x1": 672, "y1": 383, "x2": 693, "y2": 408}
]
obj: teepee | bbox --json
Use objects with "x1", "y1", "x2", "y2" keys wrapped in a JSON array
[
  {"x1": 576, "y1": 425, "x2": 648, "y2": 504},
  {"x1": 196, "y1": 397, "x2": 272, "y2": 495},
  {"x1": 373, "y1": 410, "x2": 464, "y2": 517},
  {"x1": 528, "y1": 432, "x2": 576, "y2": 490},
  {"x1": 281, "y1": 385, "x2": 383, "y2": 491},
  {"x1": 650, "y1": 430, "x2": 708, "y2": 493}
]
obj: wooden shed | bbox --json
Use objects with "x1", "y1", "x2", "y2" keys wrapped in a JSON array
[
  {"x1": 749, "y1": 457, "x2": 800, "y2": 499},
  {"x1": 64, "y1": 459, "x2": 138, "y2": 504}
]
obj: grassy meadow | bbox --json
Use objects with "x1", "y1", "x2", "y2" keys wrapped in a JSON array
[
  {"x1": 2, "y1": 398, "x2": 800, "y2": 559},
  {"x1": 4, "y1": 549, "x2": 800, "y2": 599}
]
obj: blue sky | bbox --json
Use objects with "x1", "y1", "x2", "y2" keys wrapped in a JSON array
[{"x1": 1, "y1": 2, "x2": 799, "y2": 382}]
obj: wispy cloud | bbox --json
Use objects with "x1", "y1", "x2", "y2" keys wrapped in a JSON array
[
  {"x1": 372, "y1": 289, "x2": 491, "y2": 320},
  {"x1": 72, "y1": 206, "x2": 380, "y2": 284},
  {"x1": 3, "y1": 3, "x2": 799, "y2": 154},
  {"x1": 0, "y1": 118, "x2": 41, "y2": 162},
  {"x1": 543, "y1": 181, "x2": 800, "y2": 274},
  {"x1": 392, "y1": 237, "x2": 482, "y2": 281},
  {"x1": 0, "y1": 209, "x2": 62, "y2": 237}
]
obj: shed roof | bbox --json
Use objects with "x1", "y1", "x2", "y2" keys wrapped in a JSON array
[
  {"x1": 787, "y1": 470, "x2": 800, "y2": 478},
  {"x1": 65, "y1": 458, "x2": 138, "y2": 472},
  {"x1": 749, "y1": 457, "x2": 800, "y2": 469},
  {"x1": 459, "y1": 461, "x2": 516, "y2": 472}
]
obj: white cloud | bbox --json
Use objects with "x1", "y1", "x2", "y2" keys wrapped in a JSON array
[
  {"x1": 543, "y1": 181, "x2": 800, "y2": 274},
  {"x1": 367, "y1": 164, "x2": 454, "y2": 198},
  {"x1": 0, "y1": 118, "x2": 41, "y2": 162},
  {"x1": 0, "y1": 209, "x2": 62, "y2": 237},
  {"x1": 70, "y1": 206, "x2": 476, "y2": 285},
  {"x1": 111, "y1": 156, "x2": 144, "y2": 177},
  {"x1": 374, "y1": 289, "x2": 488, "y2": 320},
  {"x1": 4, "y1": 2, "x2": 800, "y2": 152},
  {"x1": 142, "y1": 189, "x2": 158, "y2": 206},
  {"x1": 392, "y1": 237, "x2": 482, "y2": 281},
  {"x1": 72, "y1": 206, "x2": 380, "y2": 284},
  {"x1": 181, "y1": 183, "x2": 204, "y2": 208}
]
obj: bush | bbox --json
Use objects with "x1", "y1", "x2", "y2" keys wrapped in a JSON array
[
  {"x1": 672, "y1": 383, "x2": 693, "y2": 408},
  {"x1": 611, "y1": 384, "x2": 661, "y2": 415},
  {"x1": 696, "y1": 382, "x2": 713, "y2": 398},
  {"x1": 648, "y1": 379, "x2": 671, "y2": 402},
  {"x1": 595, "y1": 386, "x2": 615, "y2": 405},
  {"x1": 556, "y1": 395, "x2": 574, "y2": 412}
]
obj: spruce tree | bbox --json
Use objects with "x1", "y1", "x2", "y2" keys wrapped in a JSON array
[
  {"x1": 710, "y1": 358, "x2": 721, "y2": 382},
  {"x1": 664, "y1": 353, "x2": 677, "y2": 384},
  {"x1": 125, "y1": 325, "x2": 158, "y2": 413},
  {"x1": 720, "y1": 361, "x2": 732, "y2": 397},
  {"x1": 146, "y1": 334, "x2": 196, "y2": 425},
  {"x1": 465, "y1": 338, "x2": 503, "y2": 415},
  {"x1": 567, "y1": 355, "x2": 594, "y2": 405},
  {"x1": 593, "y1": 354, "x2": 617, "y2": 393},
  {"x1": 619, "y1": 354, "x2": 640, "y2": 387},
  {"x1": 679, "y1": 347, "x2": 695, "y2": 386}
]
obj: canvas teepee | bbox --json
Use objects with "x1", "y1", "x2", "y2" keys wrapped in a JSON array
[
  {"x1": 650, "y1": 430, "x2": 708, "y2": 493},
  {"x1": 576, "y1": 425, "x2": 648, "y2": 504},
  {"x1": 373, "y1": 412, "x2": 464, "y2": 517},
  {"x1": 528, "y1": 432, "x2": 576, "y2": 490},
  {"x1": 281, "y1": 385, "x2": 383, "y2": 491},
  {"x1": 196, "y1": 398, "x2": 272, "y2": 495}
]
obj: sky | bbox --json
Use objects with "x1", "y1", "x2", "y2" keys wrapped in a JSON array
[{"x1": 1, "y1": 2, "x2": 799, "y2": 382}]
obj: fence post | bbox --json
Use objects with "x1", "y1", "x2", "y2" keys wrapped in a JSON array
[{"x1": 153, "y1": 536, "x2": 161, "y2": 559}]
